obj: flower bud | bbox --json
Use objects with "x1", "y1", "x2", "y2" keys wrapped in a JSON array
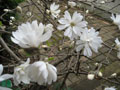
[
  {"x1": 10, "y1": 16, "x2": 15, "y2": 21},
  {"x1": 4, "y1": 9, "x2": 11, "y2": 12},
  {"x1": 98, "y1": 71, "x2": 103, "y2": 77},
  {"x1": 87, "y1": 74, "x2": 95, "y2": 80},
  {"x1": 46, "y1": 9, "x2": 50, "y2": 14},
  {"x1": 111, "y1": 73, "x2": 117, "y2": 77},
  {"x1": 16, "y1": 6, "x2": 22, "y2": 13},
  {"x1": 26, "y1": 12, "x2": 32, "y2": 17}
]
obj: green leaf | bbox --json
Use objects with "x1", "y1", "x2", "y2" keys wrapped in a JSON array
[
  {"x1": 0, "y1": 21, "x2": 2, "y2": 27},
  {"x1": 48, "y1": 57, "x2": 54, "y2": 61},
  {"x1": 0, "y1": 80, "x2": 12, "y2": 88},
  {"x1": 46, "y1": 41, "x2": 53, "y2": 47},
  {"x1": 25, "y1": 52, "x2": 31, "y2": 57}
]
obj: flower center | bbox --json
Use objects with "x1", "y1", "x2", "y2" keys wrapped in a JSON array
[{"x1": 70, "y1": 22, "x2": 75, "y2": 27}]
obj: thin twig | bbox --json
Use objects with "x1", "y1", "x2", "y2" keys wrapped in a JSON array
[{"x1": 0, "y1": 37, "x2": 23, "y2": 63}]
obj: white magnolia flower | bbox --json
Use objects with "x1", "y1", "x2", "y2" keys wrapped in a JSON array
[
  {"x1": 104, "y1": 86, "x2": 116, "y2": 90},
  {"x1": 50, "y1": 2, "x2": 61, "y2": 19},
  {"x1": 0, "y1": 64, "x2": 13, "y2": 82},
  {"x1": 68, "y1": 1, "x2": 76, "y2": 8},
  {"x1": 111, "y1": 13, "x2": 120, "y2": 29},
  {"x1": 11, "y1": 20, "x2": 53, "y2": 48},
  {"x1": 87, "y1": 74, "x2": 95, "y2": 80},
  {"x1": 26, "y1": 61, "x2": 57, "y2": 85},
  {"x1": 13, "y1": 58, "x2": 30, "y2": 86},
  {"x1": 58, "y1": 11, "x2": 87, "y2": 40},
  {"x1": 76, "y1": 28, "x2": 103, "y2": 57}
]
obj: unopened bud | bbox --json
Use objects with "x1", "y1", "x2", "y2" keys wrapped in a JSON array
[
  {"x1": 87, "y1": 74, "x2": 95, "y2": 80},
  {"x1": 10, "y1": 16, "x2": 15, "y2": 21},
  {"x1": 86, "y1": 10, "x2": 89, "y2": 14},
  {"x1": 98, "y1": 71, "x2": 103, "y2": 77},
  {"x1": 4, "y1": 9, "x2": 11, "y2": 12},
  {"x1": 111, "y1": 73, "x2": 117, "y2": 77},
  {"x1": 46, "y1": 9, "x2": 50, "y2": 14},
  {"x1": 16, "y1": 6, "x2": 22, "y2": 13},
  {"x1": 26, "y1": 12, "x2": 32, "y2": 17}
]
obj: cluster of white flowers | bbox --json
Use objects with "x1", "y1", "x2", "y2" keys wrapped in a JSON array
[
  {"x1": 13, "y1": 59, "x2": 57, "y2": 86},
  {"x1": 111, "y1": 13, "x2": 120, "y2": 29},
  {"x1": 57, "y1": 9, "x2": 103, "y2": 57}
]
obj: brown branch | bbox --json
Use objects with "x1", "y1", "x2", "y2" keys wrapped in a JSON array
[{"x1": 0, "y1": 37, "x2": 23, "y2": 63}]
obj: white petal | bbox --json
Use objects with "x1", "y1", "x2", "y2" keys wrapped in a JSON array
[
  {"x1": 58, "y1": 18, "x2": 69, "y2": 25},
  {"x1": 0, "y1": 74, "x2": 13, "y2": 82},
  {"x1": 57, "y1": 25, "x2": 67, "y2": 30},
  {"x1": 64, "y1": 27, "x2": 72, "y2": 37},
  {"x1": 73, "y1": 26, "x2": 81, "y2": 35},
  {"x1": 83, "y1": 44, "x2": 92, "y2": 57},
  {"x1": 11, "y1": 37, "x2": 19, "y2": 44},
  {"x1": 47, "y1": 64, "x2": 57, "y2": 84},
  {"x1": 0, "y1": 64, "x2": 3, "y2": 76},
  {"x1": 72, "y1": 11, "x2": 83, "y2": 22},
  {"x1": 21, "y1": 75, "x2": 30, "y2": 84},
  {"x1": 76, "y1": 44, "x2": 84, "y2": 52},
  {"x1": 64, "y1": 11, "x2": 71, "y2": 21},
  {"x1": 40, "y1": 30, "x2": 52, "y2": 42},
  {"x1": 0, "y1": 86, "x2": 12, "y2": 90}
]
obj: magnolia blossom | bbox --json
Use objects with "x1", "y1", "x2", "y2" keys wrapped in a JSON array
[
  {"x1": 111, "y1": 13, "x2": 120, "y2": 29},
  {"x1": 76, "y1": 28, "x2": 103, "y2": 57},
  {"x1": 58, "y1": 11, "x2": 87, "y2": 40},
  {"x1": 68, "y1": 1, "x2": 76, "y2": 8},
  {"x1": 11, "y1": 20, "x2": 53, "y2": 48},
  {"x1": 50, "y1": 2, "x2": 61, "y2": 19},
  {"x1": 104, "y1": 86, "x2": 116, "y2": 90},
  {"x1": 0, "y1": 64, "x2": 13, "y2": 82},
  {"x1": 115, "y1": 38, "x2": 120, "y2": 59},
  {"x1": 26, "y1": 61, "x2": 57, "y2": 85},
  {"x1": 13, "y1": 58, "x2": 30, "y2": 86}
]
